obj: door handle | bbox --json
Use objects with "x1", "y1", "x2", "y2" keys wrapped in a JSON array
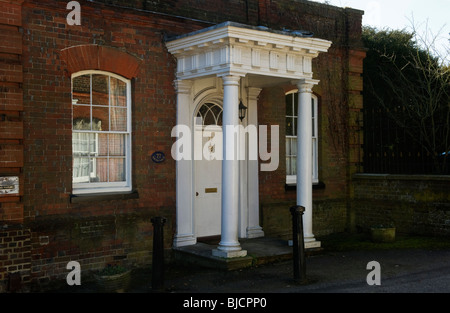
[{"x1": 196, "y1": 192, "x2": 199, "y2": 197}]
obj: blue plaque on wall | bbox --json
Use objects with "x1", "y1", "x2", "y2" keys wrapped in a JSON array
[{"x1": 151, "y1": 151, "x2": 166, "y2": 163}]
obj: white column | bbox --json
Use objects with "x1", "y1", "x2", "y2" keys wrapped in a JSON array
[
  {"x1": 295, "y1": 79, "x2": 321, "y2": 249},
  {"x1": 246, "y1": 87, "x2": 264, "y2": 239},
  {"x1": 173, "y1": 80, "x2": 196, "y2": 247},
  {"x1": 213, "y1": 75, "x2": 247, "y2": 258},
  {"x1": 238, "y1": 90, "x2": 248, "y2": 239}
]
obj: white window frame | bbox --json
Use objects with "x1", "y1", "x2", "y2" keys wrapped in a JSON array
[
  {"x1": 71, "y1": 70, "x2": 132, "y2": 195},
  {"x1": 286, "y1": 91, "x2": 319, "y2": 185}
]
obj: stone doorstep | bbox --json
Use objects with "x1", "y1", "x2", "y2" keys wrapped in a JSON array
[
  {"x1": 173, "y1": 242, "x2": 254, "y2": 271},
  {"x1": 173, "y1": 237, "x2": 319, "y2": 271}
]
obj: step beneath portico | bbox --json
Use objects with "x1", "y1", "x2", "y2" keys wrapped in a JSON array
[{"x1": 172, "y1": 237, "x2": 322, "y2": 271}]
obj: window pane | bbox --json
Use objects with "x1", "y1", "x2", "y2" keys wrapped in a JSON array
[
  {"x1": 92, "y1": 118, "x2": 102, "y2": 131},
  {"x1": 286, "y1": 157, "x2": 291, "y2": 175},
  {"x1": 98, "y1": 133, "x2": 108, "y2": 157},
  {"x1": 217, "y1": 111, "x2": 223, "y2": 126},
  {"x1": 73, "y1": 133, "x2": 90, "y2": 156},
  {"x1": 110, "y1": 77, "x2": 127, "y2": 107},
  {"x1": 312, "y1": 101, "x2": 316, "y2": 137},
  {"x1": 110, "y1": 107, "x2": 127, "y2": 131},
  {"x1": 72, "y1": 75, "x2": 91, "y2": 105},
  {"x1": 294, "y1": 93, "x2": 299, "y2": 116},
  {"x1": 293, "y1": 117, "x2": 297, "y2": 136},
  {"x1": 203, "y1": 110, "x2": 216, "y2": 126},
  {"x1": 92, "y1": 74, "x2": 109, "y2": 106},
  {"x1": 286, "y1": 95, "x2": 293, "y2": 116},
  {"x1": 109, "y1": 158, "x2": 126, "y2": 182},
  {"x1": 92, "y1": 158, "x2": 108, "y2": 183},
  {"x1": 286, "y1": 138, "x2": 291, "y2": 156},
  {"x1": 291, "y1": 138, "x2": 297, "y2": 156},
  {"x1": 198, "y1": 104, "x2": 208, "y2": 119},
  {"x1": 292, "y1": 156, "x2": 297, "y2": 176},
  {"x1": 92, "y1": 106, "x2": 109, "y2": 131},
  {"x1": 210, "y1": 105, "x2": 222, "y2": 123},
  {"x1": 109, "y1": 134, "x2": 126, "y2": 156},
  {"x1": 73, "y1": 106, "x2": 91, "y2": 130},
  {"x1": 73, "y1": 157, "x2": 90, "y2": 183},
  {"x1": 286, "y1": 117, "x2": 293, "y2": 136},
  {"x1": 312, "y1": 120, "x2": 315, "y2": 137},
  {"x1": 86, "y1": 133, "x2": 97, "y2": 156}
]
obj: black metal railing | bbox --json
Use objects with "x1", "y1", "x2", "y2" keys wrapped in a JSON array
[{"x1": 363, "y1": 105, "x2": 449, "y2": 175}]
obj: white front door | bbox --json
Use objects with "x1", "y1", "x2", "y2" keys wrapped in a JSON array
[{"x1": 194, "y1": 103, "x2": 223, "y2": 238}]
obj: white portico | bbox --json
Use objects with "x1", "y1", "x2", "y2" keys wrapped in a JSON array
[{"x1": 167, "y1": 22, "x2": 331, "y2": 258}]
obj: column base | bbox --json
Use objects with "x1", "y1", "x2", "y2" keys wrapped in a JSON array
[
  {"x1": 173, "y1": 234, "x2": 197, "y2": 247},
  {"x1": 305, "y1": 240, "x2": 321, "y2": 249},
  {"x1": 212, "y1": 248, "x2": 248, "y2": 259},
  {"x1": 288, "y1": 240, "x2": 321, "y2": 249},
  {"x1": 246, "y1": 227, "x2": 265, "y2": 239}
]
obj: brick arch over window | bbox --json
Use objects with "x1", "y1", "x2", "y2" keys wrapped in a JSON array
[{"x1": 60, "y1": 44, "x2": 142, "y2": 79}]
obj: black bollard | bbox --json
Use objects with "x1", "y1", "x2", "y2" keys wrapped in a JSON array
[
  {"x1": 290, "y1": 206, "x2": 307, "y2": 284},
  {"x1": 151, "y1": 216, "x2": 167, "y2": 291}
]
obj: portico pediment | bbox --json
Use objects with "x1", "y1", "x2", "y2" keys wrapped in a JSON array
[{"x1": 166, "y1": 22, "x2": 332, "y2": 81}]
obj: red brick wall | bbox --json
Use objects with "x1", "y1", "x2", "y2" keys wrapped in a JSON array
[
  {"x1": 21, "y1": 0, "x2": 205, "y2": 217},
  {"x1": 17, "y1": 0, "x2": 207, "y2": 291},
  {"x1": 100, "y1": 0, "x2": 364, "y2": 49},
  {"x1": 0, "y1": 0, "x2": 24, "y2": 223},
  {"x1": 0, "y1": 0, "x2": 26, "y2": 293}
]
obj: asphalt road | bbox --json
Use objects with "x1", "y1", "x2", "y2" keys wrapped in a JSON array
[
  {"x1": 45, "y1": 247, "x2": 450, "y2": 295},
  {"x1": 160, "y1": 248, "x2": 450, "y2": 294}
]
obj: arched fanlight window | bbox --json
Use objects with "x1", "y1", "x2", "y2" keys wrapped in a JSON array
[{"x1": 195, "y1": 103, "x2": 223, "y2": 126}]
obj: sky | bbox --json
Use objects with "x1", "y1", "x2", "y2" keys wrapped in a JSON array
[{"x1": 311, "y1": 0, "x2": 450, "y2": 61}]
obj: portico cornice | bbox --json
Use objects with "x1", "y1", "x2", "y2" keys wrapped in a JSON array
[{"x1": 166, "y1": 21, "x2": 332, "y2": 81}]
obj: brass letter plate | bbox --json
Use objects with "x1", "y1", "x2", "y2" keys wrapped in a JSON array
[{"x1": 205, "y1": 188, "x2": 218, "y2": 194}]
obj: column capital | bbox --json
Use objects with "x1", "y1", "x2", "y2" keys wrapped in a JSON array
[
  {"x1": 220, "y1": 75, "x2": 242, "y2": 86},
  {"x1": 174, "y1": 79, "x2": 193, "y2": 94},
  {"x1": 291, "y1": 79, "x2": 320, "y2": 93},
  {"x1": 247, "y1": 87, "x2": 262, "y2": 101}
]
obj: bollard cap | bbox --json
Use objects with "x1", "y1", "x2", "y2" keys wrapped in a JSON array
[
  {"x1": 151, "y1": 217, "x2": 167, "y2": 225},
  {"x1": 290, "y1": 205, "x2": 305, "y2": 214}
]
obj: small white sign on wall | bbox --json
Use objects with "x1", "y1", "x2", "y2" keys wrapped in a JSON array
[{"x1": 0, "y1": 176, "x2": 19, "y2": 195}]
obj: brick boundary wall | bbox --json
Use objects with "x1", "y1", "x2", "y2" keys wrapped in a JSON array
[
  {"x1": 27, "y1": 212, "x2": 170, "y2": 291},
  {"x1": 352, "y1": 174, "x2": 450, "y2": 236},
  {"x1": 0, "y1": 226, "x2": 31, "y2": 293}
]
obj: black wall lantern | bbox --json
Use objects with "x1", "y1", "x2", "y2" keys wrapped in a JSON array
[{"x1": 239, "y1": 100, "x2": 247, "y2": 122}]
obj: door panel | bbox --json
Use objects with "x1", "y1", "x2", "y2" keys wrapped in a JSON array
[{"x1": 195, "y1": 127, "x2": 222, "y2": 238}]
